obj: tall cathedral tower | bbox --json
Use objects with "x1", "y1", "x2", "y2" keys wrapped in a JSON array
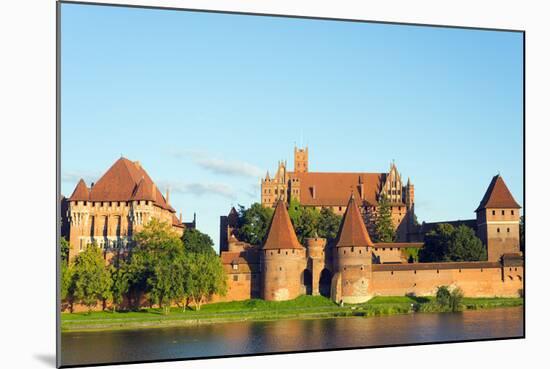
[{"x1": 294, "y1": 146, "x2": 308, "y2": 173}]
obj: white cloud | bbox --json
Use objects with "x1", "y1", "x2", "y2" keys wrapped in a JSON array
[
  {"x1": 169, "y1": 150, "x2": 263, "y2": 178},
  {"x1": 158, "y1": 180, "x2": 236, "y2": 199}
]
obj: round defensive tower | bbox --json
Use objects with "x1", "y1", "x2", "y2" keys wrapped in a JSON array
[
  {"x1": 332, "y1": 194, "x2": 374, "y2": 304},
  {"x1": 305, "y1": 235, "x2": 327, "y2": 296},
  {"x1": 261, "y1": 200, "x2": 307, "y2": 301}
]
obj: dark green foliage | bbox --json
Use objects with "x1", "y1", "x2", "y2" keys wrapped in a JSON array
[
  {"x1": 235, "y1": 203, "x2": 274, "y2": 245},
  {"x1": 419, "y1": 224, "x2": 486, "y2": 262},
  {"x1": 182, "y1": 228, "x2": 216, "y2": 255},
  {"x1": 435, "y1": 285, "x2": 464, "y2": 312},
  {"x1": 435, "y1": 285, "x2": 451, "y2": 307},
  {"x1": 288, "y1": 198, "x2": 320, "y2": 243},
  {"x1": 110, "y1": 260, "x2": 130, "y2": 311},
  {"x1": 60, "y1": 237, "x2": 70, "y2": 264},
  {"x1": 72, "y1": 245, "x2": 112, "y2": 313},
  {"x1": 317, "y1": 207, "x2": 342, "y2": 242},
  {"x1": 448, "y1": 225, "x2": 487, "y2": 261},
  {"x1": 374, "y1": 195, "x2": 396, "y2": 242}
]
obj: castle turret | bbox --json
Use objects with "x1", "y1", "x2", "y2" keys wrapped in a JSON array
[
  {"x1": 305, "y1": 233, "x2": 327, "y2": 296},
  {"x1": 294, "y1": 146, "x2": 308, "y2": 173},
  {"x1": 332, "y1": 194, "x2": 374, "y2": 303},
  {"x1": 475, "y1": 175, "x2": 521, "y2": 261},
  {"x1": 261, "y1": 199, "x2": 307, "y2": 301}
]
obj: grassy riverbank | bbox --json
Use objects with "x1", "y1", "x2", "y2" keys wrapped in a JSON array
[{"x1": 61, "y1": 295, "x2": 523, "y2": 332}]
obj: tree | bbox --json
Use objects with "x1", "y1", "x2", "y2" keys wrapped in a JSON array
[
  {"x1": 293, "y1": 206, "x2": 320, "y2": 244},
  {"x1": 129, "y1": 219, "x2": 186, "y2": 312},
  {"x1": 419, "y1": 223, "x2": 455, "y2": 262},
  {"x1": 182, "y1": 228, "x2": 215, "y2": 255},
  {"x1": 317, "y1": 207, "x2": 342, "y2": 242},
  {"x1": 419, "y1": 224, "x2": 486, "y2": 262},
  {"x1": 147, "y1": 253, "x2": 188, "y2": 314},
  {"x1": 61, "y1": 262, "x2": 74, "y2": 301},
  {"x1": 60, "y1": 237, "x2": 70, "y2": 264},
  {"x1": 110, "y1": 260, "x2": 130, "y2": 312},
  {"x1": 447, "y1": 225, "x2": 486, "y2": 262},
  {"x1": 435, "y1": 285, "x2": 463, "y2": 312},
  {"x1": 435, "y1": 285, "x2": 451, "y2": 307},
  {"x1": 374, "y1": 195, "x2": 396, "y2": 242},
  {"x1": 72, "y1": 245, "x2": 112, "y2": 313},
  {"x1": 236, "y1": 203, "x2": 274, "y2": 245},
  {"x1": 186, "y1": 252, "x2": 226, "y2": 310},
  {"x1": 289, "y1": 199, "x2": 342, "y2": 243},
  {"x1": 133, "y1": 218, "x2": 184, "y2": 255}
]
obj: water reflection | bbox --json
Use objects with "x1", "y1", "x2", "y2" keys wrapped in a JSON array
[{"x1": 61, "y1": 307, "x2": 523, "y2": 366}]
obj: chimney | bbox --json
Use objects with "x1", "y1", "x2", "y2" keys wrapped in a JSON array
[
  {"x1": 179, "y1": 212, "x2": 182, "y2": 222},
  {"x1": 166, "y1": 187, "x2": 170, "y2": 204},
  {"x1": 311, "y1": 186, "x2": 316, "y2": 199}
]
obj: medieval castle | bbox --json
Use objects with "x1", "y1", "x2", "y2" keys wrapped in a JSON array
[
  {"x1": 259, "y1": 147, "x2": 415, "y2": 241},
  {"x1": 63, "y1": 150, "x2": 524, "y2": 305},
  {"x1": 217, "y1": 147, "x2": 523, "y2": 303},
  {"x1": 63, "y1": 157, "x2": 195, "y2": 262}
]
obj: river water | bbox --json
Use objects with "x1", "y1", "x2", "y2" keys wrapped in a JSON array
[{"x1": 61, "y1": 307, "x2": 523, "y2": 366}]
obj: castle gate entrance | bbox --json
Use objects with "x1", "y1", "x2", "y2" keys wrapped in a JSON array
[
  {"x1": 301, "y1": 269, "x2": 312, "y2": 295},
  {"x1": 319, "y1": 269, "x2": 332, "y2": 298}
]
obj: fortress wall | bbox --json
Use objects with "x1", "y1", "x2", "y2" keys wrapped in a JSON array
[
  {"x1": 210, "y1": 271, "x2": 261, "y2": 303},
  {"x1": 371, "y1": 263, "x2": 523, "y2": 298},
  {"x1": 372, "y1": 248, "x2": 404, "y2": 263}
]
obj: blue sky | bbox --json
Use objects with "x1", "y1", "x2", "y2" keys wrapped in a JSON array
[{"x1": 61, "y1": 4, "x2": 523, "y2": 251}]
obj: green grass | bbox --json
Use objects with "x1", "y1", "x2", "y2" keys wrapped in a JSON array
[{"x1": 61, "y1": 295, "x2": 523, "y2": 332}]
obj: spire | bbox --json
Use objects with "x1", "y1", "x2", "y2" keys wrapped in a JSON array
[
  {"x1": 263, "y1": 199, "x2": 303, "y2": 250},
  {"x1": 265, "y1": 171, "x2": 270, "y2": 180},
  {"x1": 335, "y1": 194, "x2": 373, "y2": 247},
  {"x1": 475, "y1": 175, "x2": 521, "y2": 212}
]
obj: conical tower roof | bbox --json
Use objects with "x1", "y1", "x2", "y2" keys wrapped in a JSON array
[
  {"x1": 335, "y1": 194, "x2": 373, "y2": 247},
  {"x1": 475, "y1": 175, "x2": 521, "y2": 212},
  {"x1": 69, "y1": 179, "x2": 90, "y2": 201},
  {"x1": 263, "y1": 199, "x2": 303, "y2": 250}
]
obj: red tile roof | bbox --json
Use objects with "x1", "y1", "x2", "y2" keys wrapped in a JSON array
[
  {"x1": 475, "y1": 175, "x2": 521, "y2": 212},
  {"x1": 335, "y1": 194, "x2": 374, "y2": 247},
  {"x1": 291, "y1": 172, "x2": 384, "y2": 206},
  {"x1": 69, "y1": 179, "x2": 90, "y2": 201},
  {"x1": 69, "y1": 157, "x2": 175, "y2": 212},
  {"x1": 263, "y1": 199, "x2": 303, "y2": 250}
]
